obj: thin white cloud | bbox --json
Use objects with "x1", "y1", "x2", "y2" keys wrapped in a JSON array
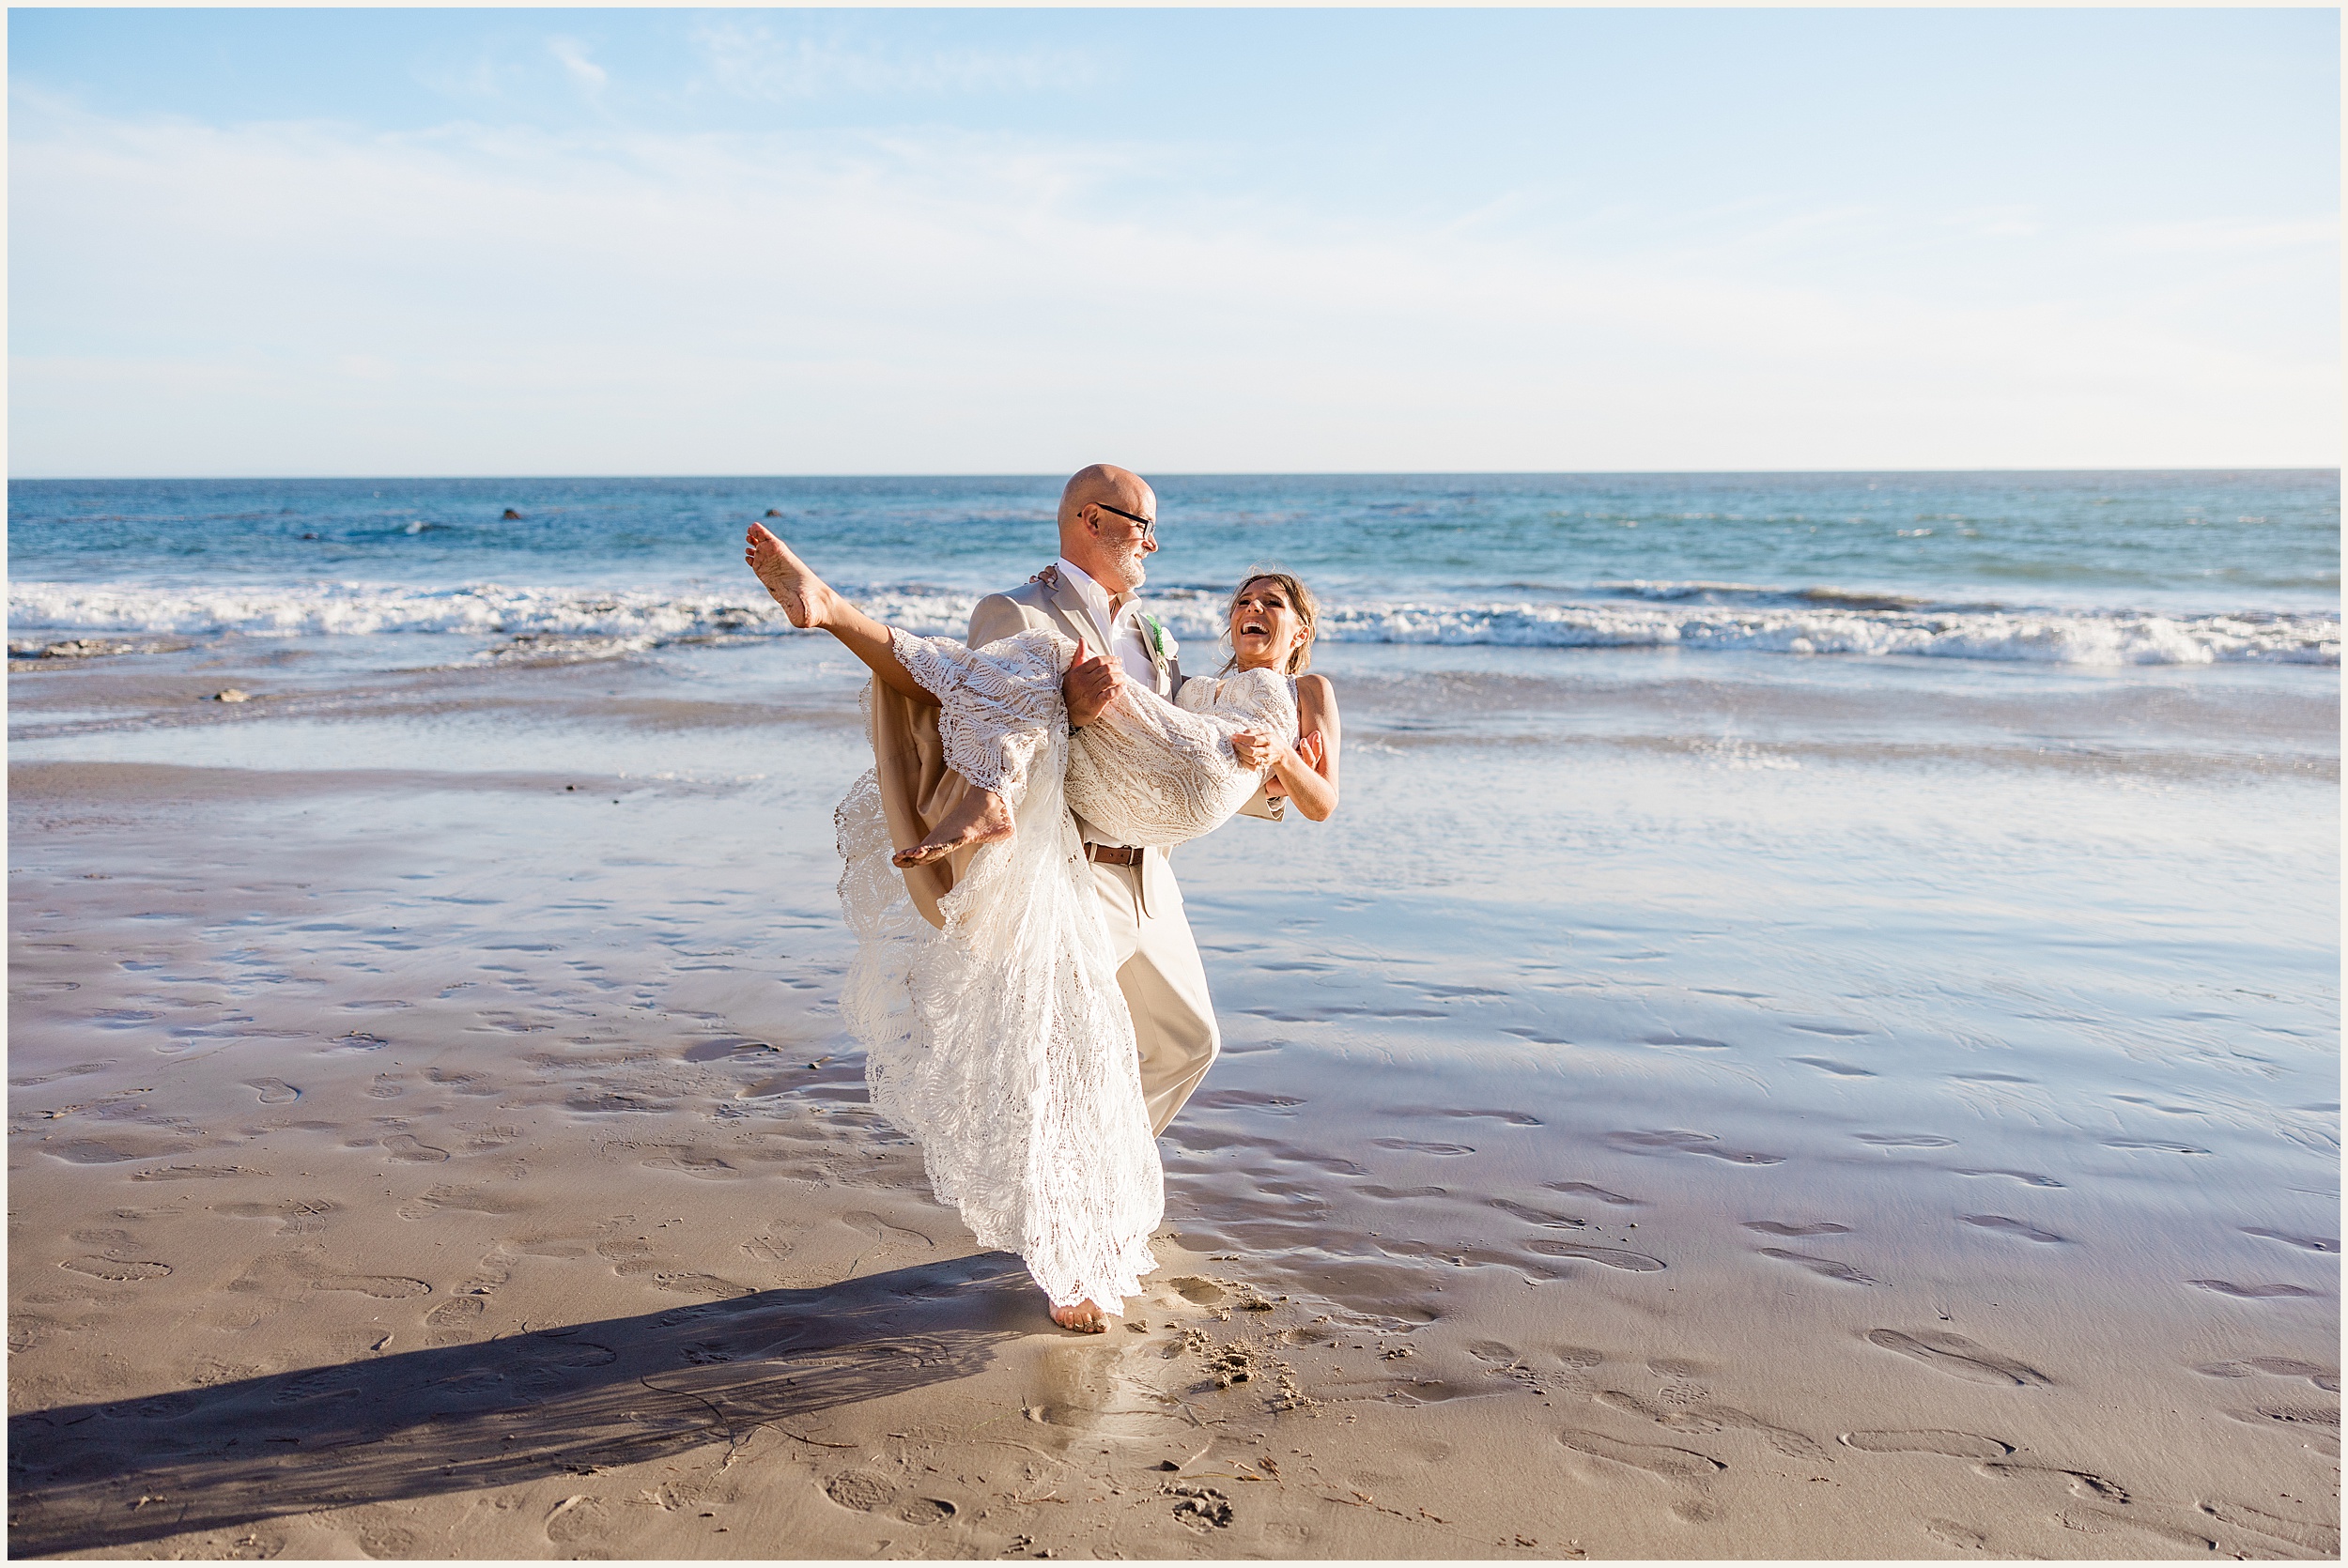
[
  {"x1": 2117, "y1": 217, "x2": 2340, "y2": 254},
  {"x1": 548, "y1": 37, "x2": 608, "y2": 100},
  {"x1": 7, "y1": 96, "x2": 2337, "y2": 475},
  {"x1": 690, "y1": 18, "x2": 1097, "y2": 101}
]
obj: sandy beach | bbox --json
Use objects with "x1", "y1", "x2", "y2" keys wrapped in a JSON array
[{"x1": 7, "y1": 617, "x2": 2338, "y2": 1560}]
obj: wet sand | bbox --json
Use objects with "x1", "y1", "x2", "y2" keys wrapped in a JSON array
[{"x1": 8, "y1": 634, "x2": 2340, "y2": 1559}]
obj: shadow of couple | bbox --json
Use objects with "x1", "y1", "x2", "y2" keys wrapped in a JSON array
[{"x1": 8, "y1": 1251, "x2": 1035, "y2": 1557}]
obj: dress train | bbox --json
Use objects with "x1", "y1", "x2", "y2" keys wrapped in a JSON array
[{"x1": 831, "y1": 627, "x2": 1294, "y2": 1311}]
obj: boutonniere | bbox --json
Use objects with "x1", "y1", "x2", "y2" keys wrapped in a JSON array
[{"x1": 1140, "y1": 613, "x2": 1169, "y2": 664}]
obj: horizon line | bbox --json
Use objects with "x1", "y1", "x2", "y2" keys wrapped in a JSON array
[{"x1": 10, "y1": 466, "x2": 2341, "y2": 485}]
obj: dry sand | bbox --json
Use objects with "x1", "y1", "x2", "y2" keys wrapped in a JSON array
[{"x1": 8, "y1": 644, "x2": 2340, "y2": 1560}]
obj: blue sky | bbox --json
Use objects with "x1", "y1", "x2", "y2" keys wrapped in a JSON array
[{"x1": 8, "y1": 8, "x2": 2339, "y2": 476}]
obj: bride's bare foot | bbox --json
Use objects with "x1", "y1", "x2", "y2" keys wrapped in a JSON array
[
  {"x1": 893, "y1": 786, "x2": 1014, "y2": 868},
  {"x1": 1050, "y1": 1298, "x2": 1109, "y2": 1333},
  {"x1": 743, "y1": 523, "x2": 842, "y2": 630}
]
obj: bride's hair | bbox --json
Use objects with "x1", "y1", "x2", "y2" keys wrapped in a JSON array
[{"x1": 1219, "y1": 569, "x2": 1321, "y2": 676}]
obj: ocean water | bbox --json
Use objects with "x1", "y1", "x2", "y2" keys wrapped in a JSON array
[
  {"x1": 9, "y1": 470, "x2": 2339, "y2": 1516},
  {"x1": 8, "y1": 471, "x2": 2340, "y2": 667}
]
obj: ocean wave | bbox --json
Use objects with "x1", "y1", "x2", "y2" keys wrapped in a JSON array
[{"x1": 8, "y1": 580, "x2": 2338, "y2": 667}]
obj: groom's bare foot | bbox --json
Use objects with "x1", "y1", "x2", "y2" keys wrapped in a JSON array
[
  {"x1": 1051, "y1": 1298, "x2": 1109, "y2": 1333},
  {"x1": 893, "y1": 787, "x2": 1014, "y2": 868},
  {"x1": 743, "y1": 523, "x2": 842, "y2": 630}
]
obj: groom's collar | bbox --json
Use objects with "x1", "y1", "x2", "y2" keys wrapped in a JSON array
[{"x1": 1054, "y1": 556, "x2": 1132, "y2": 641}]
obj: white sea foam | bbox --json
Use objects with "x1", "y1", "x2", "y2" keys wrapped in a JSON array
[{"x1": 8, "y1": 580, "x2": 2338, "y2": 667}]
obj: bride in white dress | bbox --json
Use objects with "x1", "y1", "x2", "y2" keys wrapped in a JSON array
[{"x1": 745, "y1": 528, "x2": 1342, "y2": 1324}]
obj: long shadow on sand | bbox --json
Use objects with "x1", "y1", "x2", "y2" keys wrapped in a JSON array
[{"x1": 8, "y1": 1252, "x2": 1034, "y2": 1557}]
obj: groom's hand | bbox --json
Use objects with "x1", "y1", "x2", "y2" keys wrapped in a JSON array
[
  {"x1": 1064, "y1": 636, "x2": 1121, "y2": 729},
  {"x1": 1263, "y1": 730, "x2": 1321, "y2": 799}
]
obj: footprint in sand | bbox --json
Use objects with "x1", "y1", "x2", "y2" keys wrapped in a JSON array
[
  {"x1": 217, "y1": 1198, "x2": 337, "y2": 1236},
  {"x1": 51, "y1": 1136, "x2": 198, "y2": 1165},
  {"x1": 823, "y1": 1470, "x2": 899, "y2": 1511},
  {"x1": 380, "y1": 1133, "x2": 451, "y2": 1163},
  {"x1": 1923, "y1": 1518, "x2": 1988, "y2": 1551},
  {"x1": 1191, "y1": 1089, "x2": 1306, "y2": 1115},
  {"x1": 1742, "y1": 1221, "x2": 1849, "y2": 1237},
  {"x1": 397, "y1": 1185, "x2": 519, "y2": 1222},
  {"x1": 1491, "y1": 1198, "x2": 1585, "y2": 1228},
  {"x1": 2103, "y1": 1137, "x2": 2210, "y2": 1155},
  {"x1": 241, "y1": 1078, "x2": 301, "y2": 1104},
  {"x1": 2193, "y1": 1357, "x2": 2340, "y2": 1391},
  {"x1": 1599, "y1": 1389, "x2": 1826, "y2": 1459},
  {"x1": 544, "y1": 1496, "x2": 608, "y2": 1545},
  {"x1": 1788, "y1": 1057, "x2": 1876, "y2": 1077},
  {"x1": 741, "y1": 1232, "x2": 796, "y2": 1264},
  {"x1": 2189, "y1": 1279, "x2": 2326, "y2": 1299},
  {"x1": 1557, "y1": 1429, "x2": 1725, "y2": 1483},
  {"x1": 273, "y1": 1367, "x2": 363, "y2": 1404},
  {"x1": 2220, "y1": 1404, "x2": 2340, "y2": 1441},
  {"x1": 2241, "y1": 1226, "x2": 2340, "y2": 1253},
  {"x1": 1357, "y1": 1184, "x2": 1447, "y2": 1201},
  {"x1": 131, "y1": 1163, "x2": 266, "y2": 1182},
  {"x1": 1437, "y1": 1108, "x2": 1543, "y2": 1127},
  {"x1": 1854, "y1": 1132, "x2": 1955, "y2": 1149},
  {"x1": 1959, "y1": 1215, "x2": 2066, "y2": 1244},
  {"x1": 643, "y1": 1149, "x2": 742, "y2": 1180},
  {"x1": 1974, "y1": 1461, "x2": 2129, "y2": 1503},
  {"x1": 1528, "y1": 1239, "x2": 1665, "y2": 1272},
  {"x1": 8, "y1": 1060, "x2": 109, "y2": 1087},
  {"x1": 1865, "y1": 1329, "x2": 2051, "y2": 1388},
  {"x1": 652, "y1": 1270, "x2": 746, "y2": 1297},
  {"x1": 1951, "y1": 1167, "x2": 2065, "y2": 1188},
  {"x1": 427, "y1": 1068, "x2": 502, "y2": 1097},
  {"x1": 60, "y1": 1256, "x2": 172, "y2": 1282},
  {"x1": 1607, "y1": 1130, "x2": 1782, "y2": 1165},
  {"x1": 843, "y1": 1211, "x2": 934, "y2": 1250},
  {"x1": 1840, "y1": 1429, "x2": 2014, "y2": 1459},
  {"x1": 1369, "y1": 1138, "x2": 1476, "y2": 1156},
  {"x1": 312, "y1": 1272, "x2": 432, "y2": 1299},
  {"x1": 1548, "y1": 1180, "x2": 1641, "y2": 1207},
  {"x1": 1757, "y1": 1248, "x2": 1875, "y2": 1285},
  {"x1": 368, "y1": 1075, "x2": 405, "y2": 1099},
  {"x1": 425, "y1": 1296, "x2": 487, "y2": 1343}
]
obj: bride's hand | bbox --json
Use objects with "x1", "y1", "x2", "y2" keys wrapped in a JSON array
[{"x1": 1229, "y1": 728, "x2": 1277, "y2": 772}]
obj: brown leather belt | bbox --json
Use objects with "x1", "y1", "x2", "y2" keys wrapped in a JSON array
[{"x1": 1084, "y1": 843, "x2": 1143, "y2": 867}]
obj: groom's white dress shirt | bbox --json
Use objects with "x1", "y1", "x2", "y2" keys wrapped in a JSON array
[{"x1": 1052, "y1": 556, "x2": 1178, "y2": 687}]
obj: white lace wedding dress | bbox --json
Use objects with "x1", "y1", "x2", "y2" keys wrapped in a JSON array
[{"x1": 833, "y1": 627, "x2": 1296, "y2": 1312}]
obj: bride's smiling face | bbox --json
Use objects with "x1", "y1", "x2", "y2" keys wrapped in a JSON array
[{"x1": 1229, "y1": 577, "x2": 1307, "y2": 671}]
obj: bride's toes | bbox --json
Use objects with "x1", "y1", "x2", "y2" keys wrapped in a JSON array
[
  {"x1": 892, "y1": 840, "x2": 950, "y2": 868},
  {"x1": 1050, "y1": 1299, "x2": 1108, "y2": 1333}
]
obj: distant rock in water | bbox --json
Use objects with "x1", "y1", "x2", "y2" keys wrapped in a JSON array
[
  {"x1": 502, "y1": 508, "x2": 522, "y2": 520},
  {"x1": 765, "y1": 508, "x2": 782, "y2": 517}
]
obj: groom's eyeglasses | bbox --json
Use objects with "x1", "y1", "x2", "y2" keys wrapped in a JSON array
[{"x1": 1091, "y1": 502, "x2": 1156, "y2": 539}]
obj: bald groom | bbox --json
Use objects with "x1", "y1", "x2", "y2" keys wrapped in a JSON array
[{"x1": 957, "y1": 464, "x2": 1276, "y2": 1141}]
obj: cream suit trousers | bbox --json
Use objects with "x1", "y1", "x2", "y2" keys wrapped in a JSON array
[{"x1": 1088, "y1": 853, "x2": 1219, "y2": 1136}]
